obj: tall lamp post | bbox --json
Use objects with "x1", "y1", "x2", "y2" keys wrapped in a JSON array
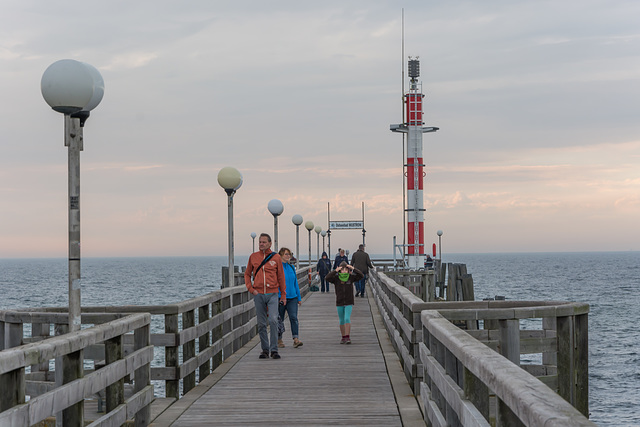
[
  {"x1": 41, "y1": 59, "x2": 104, "y2": 334},
  {"x1": 314, "y1": 226, "x2": 322, "y2": 262},
  {"x1": 437, "y1": 230, "x2": 443, "y2": 261},
  {"x1": 42, "y1": 59, "x2": 104, "y2": 427},
  {"x1": 218, "y1": 167, "x2": 243, "y2": 289},
  {"x1": 305, "y1": 221, "x2": 314, "y2": 267},
  {"x1": 268, "y1": 199, "x2": 284, "y2": 252},
  {"x1": 292, "y1": 214, "x2": 303, "y2": 269},
  {"x1": 250, "y1": 232, "x2": 257, "y2": 253},
  {"x1": 321, "y1": 230, "x2": 327, "y2": 254}
]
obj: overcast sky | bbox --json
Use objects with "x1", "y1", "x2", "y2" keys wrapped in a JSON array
[{"x1": 1, "y1": 0, "x2": 638, "y2": 258}]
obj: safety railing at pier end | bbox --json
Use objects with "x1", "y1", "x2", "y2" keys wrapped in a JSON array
[{"x1": 368, "y1": 268, "x2": 596, "y2": 426}]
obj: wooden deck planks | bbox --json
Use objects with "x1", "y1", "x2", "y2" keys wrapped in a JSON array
[{"x1": 171, "y1": 291, "x2": 403, "y2": 426}]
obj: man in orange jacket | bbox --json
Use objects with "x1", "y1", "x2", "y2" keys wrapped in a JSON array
[{"x1": 245, "y1": 233, "x2": 287, "y2": 359}]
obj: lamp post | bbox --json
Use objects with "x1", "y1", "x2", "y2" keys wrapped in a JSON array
[
  {"x1": 321, "y1": 230, "x2": 327, "y2": 254},
  {"x1": 218, "y1": 167, "x2": 243, "y2": 289},
  {"x1": 437, "y1": 230, "x2": 443, "y2": 261},
  {"x1": 268, "y1": 199, "x2": 284, "y2": 252},
  {"x1": 42, "y1": 59, "x2": 104, "y2": 427},
  {"x1": 41, "y1": 59, "x2": 104, "y2": 334},
  {"x1": 250, "y1": 232, "x2": 257, "y2": 253},
  {"x1": 292, "y1": 214, "x2": 303, "y2": 269},
  {"x1": 314, "y1": 226, "x2": 322, "y2": 262},
  {"x1": 305, "y1": 221, "x2": 314, "y2": 267}
]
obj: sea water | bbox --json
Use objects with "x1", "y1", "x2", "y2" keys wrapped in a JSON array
[{"x1": 1, "y1": 252, "x2": 638, "y2": 426}]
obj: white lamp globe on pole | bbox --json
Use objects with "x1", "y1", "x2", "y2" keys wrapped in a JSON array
[
  {"x1": 268, "y1": 199, "x2": 284, "y2": 251},
  {"x1": 437, "y1": 230, "x2": 443, "y2": 261},
  {"x1": 250, "y1": 232, "x2": 257, "y2": 253},
  {"x1": 292, "y1": 214, "x2": 303, "y2": 269},
  {"x1": 218, "y1": 167, "x2": 243, "y2": 289},
  {"x1": 305, "y1": 221, "x2": 314, "y2": 267},
  {"x1": 41, "y1": 59, "x2": 104, "y2": 335},
  {"x1": 314, "y1": 226, "x2": 322, "y2": 262}
]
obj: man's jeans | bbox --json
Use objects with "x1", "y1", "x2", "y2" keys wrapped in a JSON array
[
  {"x1": 254, "y1": 292, "x2": 278, "y2": 353},
  {"x1": 355, "y1": 274, "x2": 367, "y2": 295}
]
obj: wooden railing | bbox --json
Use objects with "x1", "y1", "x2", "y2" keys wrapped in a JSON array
[
  {"x1": 0, "y1": 266, "x2": 314, "y2": 425},
  {"x1": 0, "y1": 312, "x2": 153, "y2": 426},
  {"x1": 369, "y1": 268, "x2": 595, "y2": 426}
]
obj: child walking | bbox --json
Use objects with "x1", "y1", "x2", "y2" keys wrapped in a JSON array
[{"x1": 325, "y1": 261, "x2": 363, "y2": 344}]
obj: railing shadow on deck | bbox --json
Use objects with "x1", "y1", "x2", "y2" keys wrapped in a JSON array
[
  {"x1": 369, "y1": 268, "x2": 596, "y2": 427},
  {"x1": 0, "y1": 266, "x2": 315, "y2": 426}
]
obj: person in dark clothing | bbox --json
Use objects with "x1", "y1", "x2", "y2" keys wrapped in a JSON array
[
  {"x1": 316, "y1": 251, "x2": 332, "y2": 293},
  {"x1": 333, "y1": 248, "x2": 349, "y2": 270},
  {"x1": 350, "y1": 244, "x2": 373, "y2": 297},
  {"x1": 325, "y1": 261, "x2": 364, "y2": 344}
]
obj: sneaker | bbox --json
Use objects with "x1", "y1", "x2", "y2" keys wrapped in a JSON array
[
  {"x1": 259, "y1": 350, "x2": 269, "y2": 359},
  {"x1": 340, "y1": 337, "x2": 346, "y2": 344},
  {"x1": 278, "y1": 339, "x2": 285, "y2": 348},
  {"x1": 345, "y1": 337, "x2": 351, "y2": 344},
  {"x1": 293, "y1": 338, "x2": 303, "y2": 348},
  {"x1": 271, "y1": 351, "x2": 281, "y2": 359}
]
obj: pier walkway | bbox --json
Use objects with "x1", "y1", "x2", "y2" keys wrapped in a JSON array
[
  {"x1": 152, "y1": 290, "x2": 423, "y2": 426},
  {"x1": 0, "y1": 266, "x2": 596, "y2": 426}
]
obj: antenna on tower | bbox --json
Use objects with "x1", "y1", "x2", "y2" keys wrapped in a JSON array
[{"x1": 401, "y1": 8, "x2": 407, "y2": 257}]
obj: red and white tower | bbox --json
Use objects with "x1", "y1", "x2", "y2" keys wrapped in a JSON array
[{"x1": 391, "y1": 58, "x2": 438, "y2": 270}]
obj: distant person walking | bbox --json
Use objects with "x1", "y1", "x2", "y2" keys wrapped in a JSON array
[
  {"x1": 317, "y1": 251, "x2": 332, "y2": 293},
  {"x1": 351, "y1": 244, "x2": 373, "y2": 297},
  {"x1": 325, "y1": 261, "x2": 363, "y2": 344},
  {"x1": 245, "y1": 233, "x2": 287, "y2": 359},
  {"x1": 277, "y1": 247, "x2": 303, "y2": 349},
  {"x1": 333, "y1": 248, "x2": 349, "y2": 270}
]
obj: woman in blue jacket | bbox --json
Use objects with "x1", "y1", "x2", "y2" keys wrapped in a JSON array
[{"x1": 277, "y1": 247, "x2": 303, "y2": 348}]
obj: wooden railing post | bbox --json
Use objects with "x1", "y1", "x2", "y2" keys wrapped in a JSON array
[
  {"x1": 165, "y1": 313, "x2": 179, "y2": 398},
  {"x1": 463, "y1": 367, "x2": 490, "y2": 422},
  {"x1": 542, "y1": 316, "x2": 557, "y2": 367},
  {"x1": 182, "y1": 309, "x2": 196, "y2": 394},
  {"x1": 134, "y1": 323, "x2": 151, "y2": 427},
  {"x1": 558, "y1": 313, "x2": 589, "y2": 417},
  {"x1": 198, "y1": 304, "x2": 211, "y2": 382},
  {"x1": 0, "y1": 320, "x2": 5, "y2": 351},
  {"x1": 31, "y1": 323, "x2": 51, "y2": 373},
  {"x1": 55, "y1": 323, "x2": 68, "y2": 427},
  {"x1": 498, "y1": 319, "x2": 520, "y2": 366},
  {"x1": 62, "y1": 349, "x2": 84, "y2": 426},
  {"x1": 105, "y1": 335, "x2": 124, "y2": 412},
  {"x1": 496, "y1": 318, "x2": 524, "y2": 426},
  {"x1": 211, "y1": 300, "x2": 223, "y2": 370}
]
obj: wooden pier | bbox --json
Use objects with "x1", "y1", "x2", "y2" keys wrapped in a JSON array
[
  {"x1": 151, "y1": 290, "x2": 421, "y2": 426},
  {"x1": 1, "y1": 265, "x2": 597, "y2": 426}
]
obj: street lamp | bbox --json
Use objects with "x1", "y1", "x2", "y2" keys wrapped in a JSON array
[
  {"x1": 437, "y1": 230, "x2": 443, "y2": 261},
  {"x1": 305, "y1": 221, "x2": 314, "y2": 267},
  {"x1": 41, "y1": 59, "x2": 104, "y2": 334},
  {"x1": 321, "y1": 230, "x2": 327, "y2": 254},
  {"x1": 218, "y1": 167, "x2": 243, "y2": 288},
  {"x1": 292, "y1": 214, "x2": 303, "y2": 269},
  {"x1": 268, "y1": 199, "x2": 284, "y2": 251},
  {"x1": 314, "y1": 225, "x2": 322, "y2": 262},
  {"x1": 250, "y1": 232, "x2": 257, "y2": 253}
]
